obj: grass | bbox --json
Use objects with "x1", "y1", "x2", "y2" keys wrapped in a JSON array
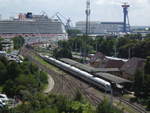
[
  {"x1": 123, "y1": 94, "x2": 135, "y2": 100},
  {"x1": 32, "y1": 53, "x2": 65, "y2": 75},
  {"x1": 0, "y1": 86, "x2": 3, "y2": 92}
]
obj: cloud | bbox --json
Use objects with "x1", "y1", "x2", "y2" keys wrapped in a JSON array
[
  {"x1": 95, "y1": 0, "x2": 150, "y2": 8},
  {"x1": 0, "y1": 0, "x2": 150, "y2": 26},
  {"x1": 95, "y1": 0, "x2": 122, "y2": 5},
  {"x1": 94, "y1": 0, "x2": 150, "y2": 25}
]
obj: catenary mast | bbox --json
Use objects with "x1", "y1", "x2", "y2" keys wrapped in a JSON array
[
  {"x1": 85, "y1": 0, "x2": 91, "y2": 36},
  {"x1": 83, "y1": 0, "x2": 91, "y2": 63}
]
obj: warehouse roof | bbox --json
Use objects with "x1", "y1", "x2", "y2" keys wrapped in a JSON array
[
  {"x1": 60, "y1": 58, "x2": 120, "y2": 73},
  {"x1": 95, "y1": 72, "x2": 132, "y2": 84},
  {"x1": 120, "y1": 57, "x2": 145, "y2": 76}
]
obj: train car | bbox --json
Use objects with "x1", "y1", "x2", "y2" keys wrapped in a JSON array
[
  {"x1": 43, "y1": 56, "x2": 111, "y2": 92},
  {"x1": 92, "y1": 77, "x2": 111, "y2": 92}
]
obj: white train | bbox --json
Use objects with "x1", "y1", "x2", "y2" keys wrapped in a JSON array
[{"x1": 43, "y1": 56, "x2": 111, "y2": 92}]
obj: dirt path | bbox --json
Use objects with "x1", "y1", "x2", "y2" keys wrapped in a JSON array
[{"x1": 44, "y1": 74, "x2": 55, "y2": 94}]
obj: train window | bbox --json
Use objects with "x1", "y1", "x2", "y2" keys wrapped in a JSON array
[{"x1": 106, "y1": 84, "x2": 110, "y2": 88}]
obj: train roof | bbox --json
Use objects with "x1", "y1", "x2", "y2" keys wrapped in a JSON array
[
  {"x1": 60, "y1": 58, "x2": 120, "y2": 73},
  {"x1": 93, "y1": 77, "x2": 111, "y2": 86},
  {"x1": 95, "y1": 72, "x2": 132, "y2": 84}
]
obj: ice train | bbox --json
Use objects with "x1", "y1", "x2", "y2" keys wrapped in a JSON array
[{"x1": 43, "y1": 56, "x2": 111, "y2": 92}]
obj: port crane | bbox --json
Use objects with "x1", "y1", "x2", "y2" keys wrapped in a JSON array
[{"x1": 51, "y1": 12, "x2": 72, "y2": 31}]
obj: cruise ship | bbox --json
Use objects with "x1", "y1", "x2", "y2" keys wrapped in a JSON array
[{"x1": 0, "y1": 12, "x2": 67, "y2": 39}]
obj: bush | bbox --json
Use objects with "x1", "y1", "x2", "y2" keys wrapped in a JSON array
[{"x1": 1, "y1": 58, "x2": 48, "y2": 97}]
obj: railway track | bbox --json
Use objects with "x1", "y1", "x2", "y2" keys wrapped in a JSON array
[
  {"x1": 21, "y1": 47, "x2": 149, "y2": 113},
  {"x1": 28, "y1": 47, "x2": 103, "y2": 105},
  {"x1": 62, "y1": 71, "x2": 103, "y2": 105},
  {"x1": 119, "y1": 98, "x2": 147, "y2": 113},
  {"x1": 83, "y1": 90, "x2": 102, "y2": 105},
  {"x1": 21, "y1": 47, "x2": 82, "y2": 97}
]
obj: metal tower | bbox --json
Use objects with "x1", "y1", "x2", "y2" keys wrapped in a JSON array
[
  {"x1": 122, "y1": 3, "x2": 130, "y2": 33},
  {"x1": 82, "y1": 0, "x2": 91, "y2": 63},
  {"x1": 85, "y1": 0, "x2": 91, "y2": 35}
]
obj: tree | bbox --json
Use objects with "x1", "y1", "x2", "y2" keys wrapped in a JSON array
[
  {"x1": 98, "y1": 38, "x2": 115, "y2": 56},
  {"x1": 29, "y1": 63, "x2": 39, "y2": 74},
  {"x1": 0, "y1": 61, "x2": 7, "y2": 84},
  {"x1": 67, "y1": 29, "x2": 81, "y2": 37},
  {"x1": 120, "y1": 39, "x2": 137, "y2": 58},
  {"x1": 3, "y1": 80, "x2": 17, "y2": 97},
  {"x1": 13, "y1": 36, "x2": 25, "y2": 49},
  {"x1": 58, "y1": 40, "x2": 70, "y2": 49},
  {"x1": 96, "y1": 98, "x2": 123, "y2": 113},
  {"x1": 0, "y1": 38, "x2": 3, "y2": 51},
  {"x1": 0, "y1": 56, "x2": 8, "y2": 66},
  {"x1": 1, "y1": 58, "x2": 48, "y2": 97},
  {"x1": 38, "y1": 71, "x2": 48, "y2": 85},
  {"x1": 7, "y1": 61, "x2": 21, "y2": 80},
  {"x1": 36, "y1": 108, "x2": 58, "y2": 113},
  {"x1": 117, "y1": 37, "x2": 131, "y2": 58},
  {"x1": 134, "y1": 70, "x2": 144, "y2": 98},
  {"x1": 145, "y1": 56, "x2": 150, "y2": 74},
  {"x1": 53, "y1": 48, "x2": 72, "y2": 59},
  {"x1": 80, "y1": 41, "x2": 93, "y2": 57},
  {"x1": 125, "y1": 34, "x2": 142, "y2": 40},
  {"x1": 144, "y1": 33, "x2": 150, "y2": 38},
  {"x1": 0, "y1": 43, "x2": 2, "y2": 51},
  {"x1": 73, "y1": 90, "x2": 84, "y2": 102},
  {"x1": 141, "y1": 57, "x2": 150, "y2": 98},
  {"x1": 15, "y1": 74, "x2": 39, "y2": 93},
  {"x1": 133, "y1": 57, "x2": 150, "y2": 108},
  {"x1": 133, "y1": 39, "x2": 150, "y2": 58},
  {"x1": 143, "y1": 74, "x2": 150, "y2": 98},
  {"x1": 147, "y1": 97, "x2": 150, "y2": 110}
]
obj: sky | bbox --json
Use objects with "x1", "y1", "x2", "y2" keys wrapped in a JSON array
[{"x1": 0, "y1": 0, "x2": 150, "y2": 26}]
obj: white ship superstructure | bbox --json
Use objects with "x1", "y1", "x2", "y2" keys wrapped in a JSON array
[{"x1": 0, "y1": 13, "x2": 67, "y2": 40}]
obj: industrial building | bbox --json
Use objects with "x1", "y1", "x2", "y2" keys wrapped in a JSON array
[
  {"x1": 75, "y1": 2, "x2": 131, "y2": 35},
  {"x1": 75, "y1": 21, "x2": 126, "y2": 35},
  {"x1": 0, "y1": 12, "x2": 68, "y2": 40}
]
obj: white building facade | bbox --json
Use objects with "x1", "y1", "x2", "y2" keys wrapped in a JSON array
[{"x1": 76, "y1": 21, "x2": 124, "y2": 35}]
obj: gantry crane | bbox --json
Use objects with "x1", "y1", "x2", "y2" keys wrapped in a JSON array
[{"x1": 51, "y1": 12, "x2": 71, "y2": 31}]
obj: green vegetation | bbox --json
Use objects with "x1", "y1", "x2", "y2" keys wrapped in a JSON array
[
  {"x1": 3, "y1": 92, "x2": 123, "y2": 113},
  {"x1": 58, "y1": 36, "x2": 94, "y2": 57},
  {"x1": 67, "y1": 29, "x2": 81, "y2": 37},
  {"x1": 97, "y1": 98, "x2": 123, "y2": 113},
  {"x1": 0, "y1": 37, "x2": 3, "y2": 51},
  {"x1": 33, "y1": 52, "x2": 65, "y2": 74},
  {"x1": 53, "y1": 40, "x2": 72, "y2": 58},
  {"x1": 53, "y1": 48, "x2": 72, "y2": 59},
  {"x1": 0, "y1": 56, "x2": 48, "y2": 97},
  {"x1": 0, "y1": 53, "x2": 123, "y2": 113},
  {"x1": 13, "y1": 36, "x2": 25, "y2": 49},
  {"x1": 57, "y1": 35, "x2": 150, "y2": 59},
  {"x1": 10, "y1": 93, "x2": 95, "y2": 113},
  {"x1": 117, "y1": 37, "x2": 150, "y2": 58},
  {"x1": 133, "y1": 57, "x2": 150, "y2": 110}
]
